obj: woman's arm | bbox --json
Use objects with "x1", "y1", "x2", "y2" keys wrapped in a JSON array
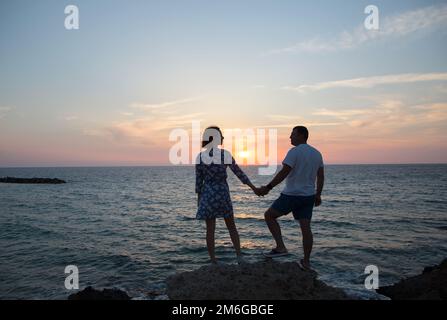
[
  {"x1": 229, "y1": 157, "x2": 261, "y2": 196},
  {"x1": 246, "y1": 181, "x2": 261, "y2": 196},
  {"x1": 229, "y1": 157, "x2": 250, "y2": 184}
]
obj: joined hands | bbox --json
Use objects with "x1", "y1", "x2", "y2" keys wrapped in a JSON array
[
  {"x1": 251, "y1": 185, "x2": 271, "y2": 197},
  {"x1": 247, "y1": 182, "x2": 271, "y2": 197}
]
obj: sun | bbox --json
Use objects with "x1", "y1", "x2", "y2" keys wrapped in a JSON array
[{"x1": 238, "y1": 151, "x2": 250, "y2": 159}]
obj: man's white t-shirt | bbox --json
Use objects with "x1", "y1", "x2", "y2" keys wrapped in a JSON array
[{"x1": 282, "y1": 144, "x2": 324, "y2": 196}]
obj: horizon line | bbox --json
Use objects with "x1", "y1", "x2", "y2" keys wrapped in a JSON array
[{"x1": 1, "y1": 162, "x2": 446, "y2": 169}]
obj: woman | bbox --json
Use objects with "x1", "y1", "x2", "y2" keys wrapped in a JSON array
[{"x1": 195, "y1": 126, "x2": 260, "y2": 264}]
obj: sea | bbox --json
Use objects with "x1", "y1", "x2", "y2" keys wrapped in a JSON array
[{"x1": 1, "y1": 164, "x2": 446, "y2": 300}]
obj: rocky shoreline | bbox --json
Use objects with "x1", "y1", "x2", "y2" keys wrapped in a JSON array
[
  {"x1": 66, "y1": 259, "x2": 447, "y2": 300},
  {"x1": 376, "y1": 258, "x2": 447, "y2": 300},
  {"x1": 166, "y1": 260, "x2": 348, "y2": 300},
  {"x1": 68, "y1": 286, "x2": 131, "y2": 300}
]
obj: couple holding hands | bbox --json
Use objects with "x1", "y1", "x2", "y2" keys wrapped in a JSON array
[{"x1": 195, "y1": 125, "x2": 324, "y2": 270}]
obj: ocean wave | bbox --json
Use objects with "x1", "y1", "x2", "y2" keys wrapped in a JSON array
[
  {"x1": 234, "y1": 213, "x2": 264, "y2": 221},
  {"x1": 1, "y1": 165, "x2": 447, "y2": 299}
]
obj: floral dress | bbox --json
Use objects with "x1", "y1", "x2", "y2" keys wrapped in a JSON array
[{"x1": 195, "y1": 149, "x2": 251, "y2": 220}]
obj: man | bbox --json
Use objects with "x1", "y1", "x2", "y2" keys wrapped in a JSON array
[{"x1": 259, "y1": 126, "x2": 324, "y2": 270}]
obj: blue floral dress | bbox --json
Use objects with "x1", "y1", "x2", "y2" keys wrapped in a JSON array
[{"x1": 195, "y1": 148, "x2": 251, "y2": 220}]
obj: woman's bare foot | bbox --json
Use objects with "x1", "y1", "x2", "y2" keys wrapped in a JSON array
[
  {"x1": 299, "y1": 258, "x2": 311, "y2": 270},
  {"x1": 263, "y1": 247, "x2": 289, "y2": 258},
  {"x1": 237, "y1": 255, "x2": 247, "y2": 265}
]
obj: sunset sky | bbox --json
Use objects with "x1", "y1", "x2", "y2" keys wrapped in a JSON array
[{"x1": 1, "y1": 0, "x2": 447, "y2": 167}]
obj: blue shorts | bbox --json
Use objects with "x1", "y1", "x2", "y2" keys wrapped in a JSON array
[{"x1": 271, "y1": 193, "x2": 316, "y2": 220}]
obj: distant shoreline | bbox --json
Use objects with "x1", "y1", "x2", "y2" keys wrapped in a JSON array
[{"x1": 0, "y1": 177, "x2": 66, "y2": 184}]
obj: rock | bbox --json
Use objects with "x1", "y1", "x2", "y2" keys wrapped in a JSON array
[
  {"x1": 166, "y1": 260, "x2": 348, "y2": 300},
  {"x1": 0, "y1": 177, "x2": 66, "y2": 184},
  {"x1": 68, "y1": 286, "x2": 131, "y2": 300},
  {"x1": 376, "y1": 258, "x2": 447, "y2": 300}
]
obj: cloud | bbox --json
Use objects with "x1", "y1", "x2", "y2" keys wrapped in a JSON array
[
  {"x1": 255, "y1": 122, "x2": 341, "y2": 128},
  {"x1": 412, "y1": 103, "x2": 447, "y2": 122},
  {"x1": 266, "y1": 38, "x2": 343, "y2": 55},
  {"x1": 64, "y1": 115, "x2": 79, "y2": 121},
  {"x1": 259, "y1": 114, "x2": 342, "y2": 128},
  {"x1": 130, "y1": 96, "x2": 203, "y2": 110},
  {"x1": 267, "y1": 114, "x2": 303, "y2": 121},
  {"x1": 283, "y1": 72, "x2": 447, "y2": 93},
  {"x1": 85, "y1": 111, "x2": 205, "y2": 147},
  {"x1": 266, "y1": 4, "x2": 447, "y2": 55},
  {"x1": 313, "y1": 109, "x2": 372, "y2": 120},
  {"x1": 82, "y1": 95, "x2": 207, "y2": 148},
  {"x1": 435, "y1": 84, "x2": 447, "y2": 94},
  {"x1": 0, "y1": 106, "x2": 12, "y2": 119},
  {"x1": 82, "y1": 129, "x2": 105, "y2": 137},
  {"x1": 313, "y1": 100, "x2": 447, "y2": 132},
  {"x1": 85, "y1": 118, "x2": 159, "y2": 146},
  {"x1": 258, "y1": 101, "x2": 447, "y2": 144},
  {"x1": 151, "y1": 112, "x2": 206, "y2": 131}
]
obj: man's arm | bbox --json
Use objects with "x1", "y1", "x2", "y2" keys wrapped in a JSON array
[
  {"x1": 260, "y1": 164, "x2": 292, "y2": 195},
  {"x1": 315, "y1": 166, "x2": 324, "y2": 206}
]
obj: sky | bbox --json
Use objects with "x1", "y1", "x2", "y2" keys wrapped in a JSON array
[{"x1": 1, "y1": 0, "x2": 447, "y2": 167}]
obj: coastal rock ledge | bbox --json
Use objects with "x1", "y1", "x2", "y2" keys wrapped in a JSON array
[
  {"x1": 377, "y1": 258, "x2": 447, "y2": 300},
  {"x1": 167, "y1": 260, "x2": 348, "y2": 300},
  {"x1": 0, "y1": 177, "x2": 66, "y2": 184}
]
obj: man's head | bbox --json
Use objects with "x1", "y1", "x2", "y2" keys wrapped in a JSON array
[{"x1": 290, "y1": 126, "x2": 309, "y2": 146}]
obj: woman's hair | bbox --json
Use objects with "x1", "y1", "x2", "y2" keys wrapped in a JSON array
[{"x1": 202, "y1": 126, "x2": 223, "y2": 148}]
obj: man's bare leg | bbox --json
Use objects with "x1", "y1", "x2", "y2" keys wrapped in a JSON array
[
  {"x1": 298, "y1": 219, "x2": 313, "y2": 268},
  {"x1": 264, "y1": 208, "x2": 287, "y2": 252}
]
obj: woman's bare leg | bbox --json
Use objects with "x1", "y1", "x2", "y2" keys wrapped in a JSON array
[
  {"x1": 224, "y1": 215, "x2": 242, "y2": 256},
  {"x1": 206, "y1": 218, "x2": 217, "y2": 263}
]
